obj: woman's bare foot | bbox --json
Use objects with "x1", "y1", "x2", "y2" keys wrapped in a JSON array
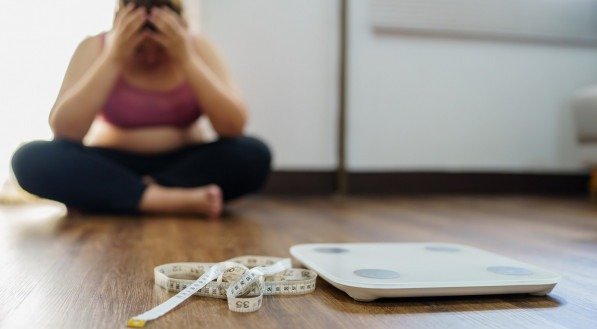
[
  {"x1": 190, "y1": 185, "x2": 223, "y2": 219},
  {"x1": 139, "y1": 183, "x2": 223, "y2": 219}
]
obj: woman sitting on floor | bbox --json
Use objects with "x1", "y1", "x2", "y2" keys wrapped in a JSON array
[{"x1": 10, "y1": 0, "x2": 271, "y2": 218}]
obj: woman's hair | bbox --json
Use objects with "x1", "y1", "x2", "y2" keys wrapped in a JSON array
[
  {"x1": 114, "y1": 0, "x2": 201, "y2": 32},
  {"x1": 117, "y1": 0, "x2": 184, "y2": 15}
]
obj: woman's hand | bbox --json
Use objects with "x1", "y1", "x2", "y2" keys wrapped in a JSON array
[
  {"x1": 104, "y1": 3, "x2": 149, "y2": 65},
  {"x1": 147, "y1": 7, "x2": 195, "y2": 65}
]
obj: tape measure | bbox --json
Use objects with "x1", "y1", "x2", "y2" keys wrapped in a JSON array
[{"x1": 127, "y1": 256, "x2": 317, "y2": 328}]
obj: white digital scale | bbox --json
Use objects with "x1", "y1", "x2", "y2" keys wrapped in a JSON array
[{"x1": 290, "y1": 243, "x2": 560, "y2": 302}]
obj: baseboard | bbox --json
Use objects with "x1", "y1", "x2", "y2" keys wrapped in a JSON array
[
  {"x1": 263, "y1": 171, "x2": 337, "y2": 194},
  {"x1": 263, "y1": 171, "x2": 589, "y2": 195}
]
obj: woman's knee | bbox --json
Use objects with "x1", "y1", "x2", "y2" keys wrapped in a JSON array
[
  {"x1": 11, "y1": 139, "x2": 80, "y2": 194},
  {"x1": 241, "y1": 136, "x2": 272, "y2": 172},
  {"x1": 219, "y1": 136, "x2": 272, "y2": 187},
  {"x1": 12, "y1": 141, "x2": 51, "y2": 179}
]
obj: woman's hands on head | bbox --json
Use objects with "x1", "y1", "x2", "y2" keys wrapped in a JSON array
[
  {"x1": 147, "y1": 7, "x2": 194, "y2": 65},
  {"x1": 105, "y1": 4, "x2": 195, "y2": 67},
  {"x1": 104, "y1": 3, "x2": 150, "y2": 65}
]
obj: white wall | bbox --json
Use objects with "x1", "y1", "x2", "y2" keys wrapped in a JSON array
[
  {"x1": 0, "y1": 1, "x2": 115, "y2": 183},
  {"x1": 3, "y1": 1, "x2": 594, "y2": 178},
  {"x1": 200, "y1": 0, "x2": 340, "y2": 170},
  {"x1": 347, "y1": 0, "x2": 597, "y2": 172}
]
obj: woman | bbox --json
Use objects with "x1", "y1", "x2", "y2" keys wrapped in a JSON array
[{"x1": 10, "y1": 0, "x2": 271, "y2": 218}]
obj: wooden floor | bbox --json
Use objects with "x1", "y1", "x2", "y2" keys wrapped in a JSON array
[{"x1": 0, "y1": 196, "x2": 595, "y2": 329}]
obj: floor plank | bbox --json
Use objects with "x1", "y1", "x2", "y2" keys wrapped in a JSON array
[{"x1": 0, "y1": 196, "x2": 595, "y2": 329}]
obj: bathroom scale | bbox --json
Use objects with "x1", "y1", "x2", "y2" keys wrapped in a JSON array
[{"x1": 290, "y1": 243, "x2": 560, "y2": 301}]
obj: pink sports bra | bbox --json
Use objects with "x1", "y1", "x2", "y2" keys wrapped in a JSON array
[{"x1": 97, "y1": 32, "x2": 202, "y2": 128}]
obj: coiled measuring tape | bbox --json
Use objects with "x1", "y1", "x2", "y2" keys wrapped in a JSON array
[{"x1": 127, "y1": 256, "x2": 317, "y2": 328}]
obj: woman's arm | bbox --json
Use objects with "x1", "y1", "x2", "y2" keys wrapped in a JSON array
[
  {"x1": 149, "y1": 8, "x2": 248, "y2": 138},
  {"x1": 50, "y1": 5, "x2": 146, "y2": 142},
  {"x1": 49, "y1": 39, "x2": 122, "y2": 142},
  {"x1": 182, "y1": 37, "x2": 248, "y2": 137}
]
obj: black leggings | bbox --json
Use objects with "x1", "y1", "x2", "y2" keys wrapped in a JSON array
[{"x1": 10, "y1": 136, "x2": 272, "y2": 214}]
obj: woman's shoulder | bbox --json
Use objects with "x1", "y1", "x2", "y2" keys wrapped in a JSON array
[
  {"x1": 189, "y1": 33, "x2": 228, "y2": 67},
  {"x1": 86, "y1": 31, "x2": 108, "y2": 49},
  {"x1": 189, "y1": 33, "x2": 219, "y2": 54},
  {"x1": 62, "y1": 32, "x2": 107, "y2": 77},
  {"x1": 70, "y1": 32, "x2": 105, "y2": 59},
  {"x1": 187, "y1": 33, "x2": 240, "y2": 92}
]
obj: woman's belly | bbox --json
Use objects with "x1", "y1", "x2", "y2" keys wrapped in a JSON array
[{"x1": 84, "y1": 119, "x2": 205, "y2": 154}]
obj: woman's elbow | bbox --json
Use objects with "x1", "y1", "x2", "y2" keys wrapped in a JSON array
[
  {"x1": 225, "y1": 103, "x2": 249, "y2": 136},
  {"x1": 51, "y1": 130, "x2": 85, "y2": 143},
  {"x1": 216, "y1": 122, "x2": 246, "y2": 138},
  {"x1": 216, "y1": 114, "x2": 248, "y2": 138},
  {"x1": 49, "y1": 117, "x2": 85, "y2": 143}
]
